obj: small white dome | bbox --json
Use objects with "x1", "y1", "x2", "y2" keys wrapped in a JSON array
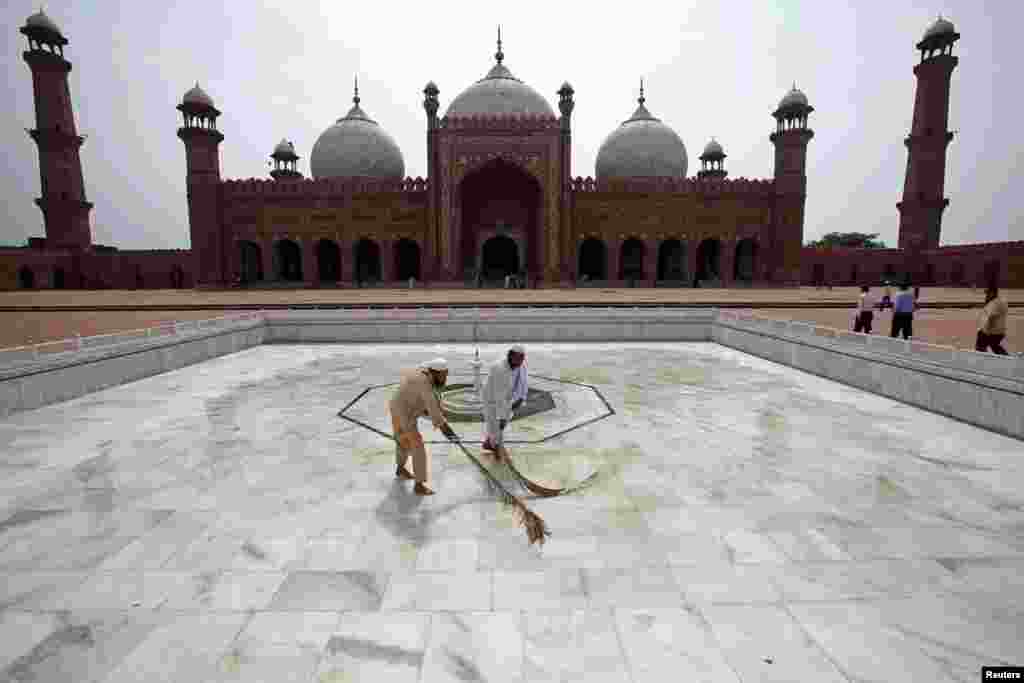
[
  {"x1": 273, "y1": 139, "x2": 296, "y2": 157},
  {"x1": 595, "y1": 95, "x2": 688, "y2": 180},
  {"x1": 25, "y1": 10, "x2": 63, "y2": 37},
  {"x1": 702, "y1": 138, "x2": 724, "y2": 158},
  {"x1": 778, "y1": 86, "x2": 810, "y2": 110},
  {"x1": 923, "y1": 15, "x2": 956, "y2": 41},
  {"x1": 310, "y1": 96, "x2": 405, "y2": 180},
  {"x1": 182, "y1": 83, "x2": 215, "y2": 109}
]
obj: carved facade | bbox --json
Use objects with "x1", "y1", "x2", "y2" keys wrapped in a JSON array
[{"x1": 6, "y1": 13, "x2": 1019, "y2": 292}]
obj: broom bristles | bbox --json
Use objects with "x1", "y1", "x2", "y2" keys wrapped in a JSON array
[{"x1": 452, "y1": 438, "x2": 551, "y2": 546}]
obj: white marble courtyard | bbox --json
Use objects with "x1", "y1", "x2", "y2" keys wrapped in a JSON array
[{"x1": 1, "y1": 342, "x2": 1022, "y2": 683}]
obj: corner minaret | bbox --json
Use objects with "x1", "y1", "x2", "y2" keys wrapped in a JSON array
[
  {"x1": 897, "y1": 16, "x2": 960, "y2": 251},
  {"x1": 21, "y1": 10, "x2": 93, "y2": 250},
  {"x1": 177, "y1": 83, "x2": 224, "y2": 287},
  {"x1": 770, "y1": 84, "x2": 814, "y2": 285}
]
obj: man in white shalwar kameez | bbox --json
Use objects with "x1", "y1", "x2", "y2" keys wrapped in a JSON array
[{"x1": 481, "y1": 345, "x2": 528, "y2": 453}]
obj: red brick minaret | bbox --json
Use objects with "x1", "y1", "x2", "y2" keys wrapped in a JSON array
[
  {"x1": 21, "y1": 10, "x2": 92, "y2": 250},
  {"x1": 897, "y1": 16, "x2": 960, "y2": 251},
  {"x1": 177, "y1": 84, "x2": 224, "y2": 287},
  {"x1": 770, "y1": 85, "x2": 814, "y2": 285}
]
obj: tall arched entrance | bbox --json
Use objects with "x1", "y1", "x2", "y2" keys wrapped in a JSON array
[
  {"x1": 317, "y1": 239, "x2": 341, "y2": 283},
  {"x1": 171, "y1": 265, "x2": 185, "y2": 289},
  {"x1": 395, "y1": 239, "x2": 420, "y2": 281},
  {"x1": 657, "y1": 240, "x2": 686, "y2": 281},
  {"x1": 734, "y1": 239, "x2": 758, "y2": 284},
  {"x1": 274, "y1": 240, "x2": 302, "y2": 282},
  {"x1": 696, "y1": 239, "x2": 721, "y2": 283},
  {"x1": 354, "y1": 239, "x2": 382, "y2": 283},
  {"x1": 578, "y1": 238, "x2": 607, "y2": 281},
  {"x1": 459, "y1": 159, "x2": 541, "y2": 282},
  {"x1": 481, "y1": 235, "x2": 519, "y2": 280},
  {"x1": 620, "y1": 238, "x2": 644, "y2": 281},
  {"x1": 18, "y1": 267, "x2": 34, "y2": 289},
  {"x1": 239, "y1": 241, "x2": 263, "y2": 283}
]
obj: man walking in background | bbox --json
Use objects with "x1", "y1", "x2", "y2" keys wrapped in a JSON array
[
  {"x1": 481, "y1": 345, "x2": 528, "y2": 454},
  {"x1": 976, "y1": 286, "x2": 1009, "y2": 355},
  {"x1": 890, "y1": 282, "x2": 915, "y2": 340},
  {"x1": 854, "y1": 285, "x2": 875, "y2": 334}
]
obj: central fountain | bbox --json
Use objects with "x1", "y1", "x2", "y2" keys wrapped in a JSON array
[
  {"x1": 438, "y1": 322, "x2": 555, "y2": 423},
  {"x1": 439, "y1": 347, "x2": 490, "y2": 422}
]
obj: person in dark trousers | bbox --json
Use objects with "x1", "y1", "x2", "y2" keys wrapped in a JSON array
[
  {"x1": 975, "y1": 286, "x2": 1009, "y2": 355},
  {"x1": 854, "y1": 285, "x2": 875, "y2": 334},
  {"x1": 890, "y1": 282, "x2": 915, "y2": 340}
]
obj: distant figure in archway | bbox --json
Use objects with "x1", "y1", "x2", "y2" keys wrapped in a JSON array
[{"x1": 481, "y1": 235, "x2": 519, "y2": 283}]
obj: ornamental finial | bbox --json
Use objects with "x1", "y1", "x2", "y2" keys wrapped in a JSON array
[
  {"x1": 353, "y1": 75, "x2": 360, "y2": 105},
  {"x1": 495, "y1": 25, "x2": 504, "y2": 64},
  {"x1": 638, "y1": 78, "x2": 645, "y2": 105}
]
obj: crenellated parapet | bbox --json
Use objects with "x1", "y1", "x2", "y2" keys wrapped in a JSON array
[
  {"x1": 440, "y1": 113, "x2": 561, "y2": 131},
  {"x1": 222, "y1": 176, "x2": 429, "y2": 199},
  {"x1": 568, "y1": 176, "x2": 774, "y2": 196}
]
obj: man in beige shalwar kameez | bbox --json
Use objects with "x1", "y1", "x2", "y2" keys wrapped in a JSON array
[{"x1": 389, "y1": 358, "x2": 457, "y2": 495}]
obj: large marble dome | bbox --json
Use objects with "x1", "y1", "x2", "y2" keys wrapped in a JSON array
[
  {"x1": 445, "y1": 41, "x2": 555, "y2": 118},
  {"x1": 595, "y1": 91, "x2": 688, "y2": 180},
  {"x1": 309, "y1": 88, "x2": 405, "y2": 180}
]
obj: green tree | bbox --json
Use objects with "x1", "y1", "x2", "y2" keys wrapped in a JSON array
[{"x1": 805, "y1": 232, "x2": 888, "y2": 249}]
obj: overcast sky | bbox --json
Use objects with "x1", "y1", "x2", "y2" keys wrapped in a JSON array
[{"x1": 2, "y1": 1, "x2": 1020, "y2": 251}]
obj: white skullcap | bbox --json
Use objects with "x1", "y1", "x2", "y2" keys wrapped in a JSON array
[
  {"x1": 419, "y1": 357, "x2": 448, "y2": 371},
  {"x1": 510, "y1": 344, "x2": 525, "y2": 354}
]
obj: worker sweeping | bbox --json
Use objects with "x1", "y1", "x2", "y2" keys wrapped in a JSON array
[
  {"x1": 481, "y1": 344, "x2": 527, "y2": 454},
  {"x1": 389, "y1": 358, "x2": 457, "y2": 496}
]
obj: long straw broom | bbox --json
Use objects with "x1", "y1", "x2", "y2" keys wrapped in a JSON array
[
  {"x1": 495, "y1": 445, "x2": 600, "y2": 498},
  {"x1": 449, "y1": 435, "x2": 551, "y2": 546}
]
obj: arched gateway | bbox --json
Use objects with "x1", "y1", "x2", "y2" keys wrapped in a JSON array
[{"x1": 458, "y1": 158, "x2": 541, "y2": 283}]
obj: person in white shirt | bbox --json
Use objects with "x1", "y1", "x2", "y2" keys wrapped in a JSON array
[
  {"x1": 481, "y1": 344, "x2": 528, "y2": 453},
  {"x1": 854, "y1": 285, "x2": 875, "y2": 334}
]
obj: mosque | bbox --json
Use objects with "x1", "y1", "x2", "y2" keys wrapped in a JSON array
[{"x1": 2, "y1": 11, "x2": 1021, "y2": 290}]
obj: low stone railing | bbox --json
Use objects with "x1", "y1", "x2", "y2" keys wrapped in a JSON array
[{"x1": 715, "y1": 309, "x2": 1023, "y2": 439}]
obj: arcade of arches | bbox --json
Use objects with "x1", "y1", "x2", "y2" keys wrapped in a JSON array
[
  {"x1": 238, "y1": 236, "x2": 424, "y2": 285},
  {"x1": 235, "y1": 235, "x2": 763, "y2": 286},
  {"x1": 575, "y1": 236, "x2": 760, "y2": 285}
]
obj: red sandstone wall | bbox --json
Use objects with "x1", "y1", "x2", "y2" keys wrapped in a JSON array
[
  {"x1": 221, "y1": 177, "x2": 430, "y2": 285},
  {"x1": 801, "y1": 242, "x2": 1024, "y2": 288},
  {"x1": 0, "y1": 246, "x2": 192, "y2": 290},
  {"x1": 570, "y1": 177, "x2": 779, "y2": 285}
]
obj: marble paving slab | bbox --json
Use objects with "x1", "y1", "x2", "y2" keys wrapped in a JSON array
[{"x1": 1, "y1": 342, "x2": 1023, "y2": 681}]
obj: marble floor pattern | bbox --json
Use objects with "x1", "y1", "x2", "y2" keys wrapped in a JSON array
[{"x1": 1, "y1": 342, "x2": 1022, "y2": 683}]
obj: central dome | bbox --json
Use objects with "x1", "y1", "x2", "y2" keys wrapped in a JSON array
[
  {"x1": 445, "y1": 39, "x2": 555, "y2": 118},
  {"x1": 595, "y1": 90, "x2": 688, "y2": 180},
  {"x1": 310, "y1": 85, "x2": 405, "y2": 180}
]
